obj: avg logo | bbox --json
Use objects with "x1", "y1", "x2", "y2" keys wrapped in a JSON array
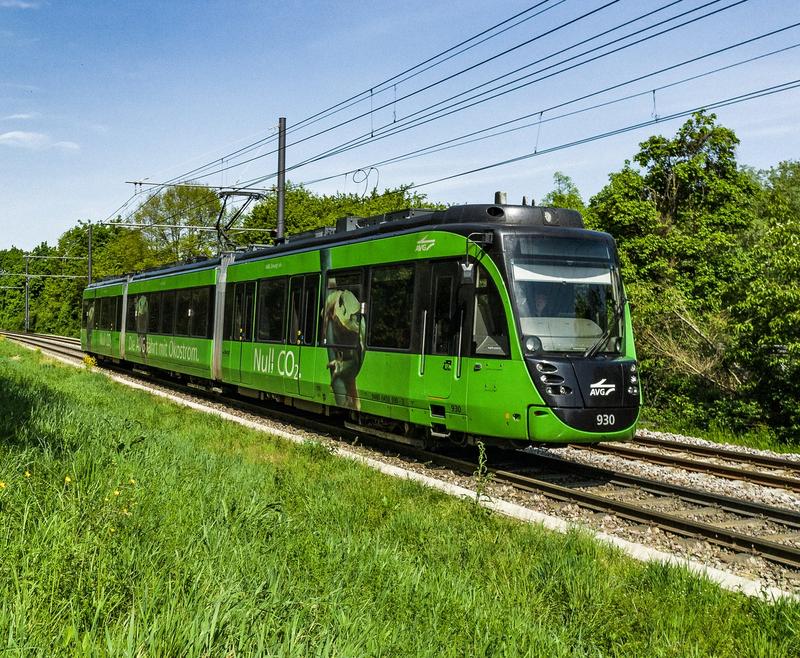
[
  {"x1": 415, "y1": 236, "x2": 436, "y2": 252},
  {"x1": 589, "y1": 379, "x2": 616, "y2": 396}
]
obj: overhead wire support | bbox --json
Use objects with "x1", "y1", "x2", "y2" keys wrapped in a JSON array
[{"x1": 215, "y1": 189, "x2": 267, "y2": 251}]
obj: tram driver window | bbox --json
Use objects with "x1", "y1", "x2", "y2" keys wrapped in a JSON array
[{"x1": 472, "y1": 267, "x2": 509, "y2": 357}]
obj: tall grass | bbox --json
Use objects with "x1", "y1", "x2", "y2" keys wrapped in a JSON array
[{"x1": 0, "y1": 342, "x2": 798, "y2": 656}]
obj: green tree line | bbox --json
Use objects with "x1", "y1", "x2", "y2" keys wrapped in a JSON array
[{"x1": 1, "y1": 113, "x2": 798, "y2": 440}]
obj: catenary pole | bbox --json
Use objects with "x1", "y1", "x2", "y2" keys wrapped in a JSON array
[
  {"x1": 276, "y1": 117, "x2": 286, "y2": 240},
  {"x1": 87, "y1": 222, "x2": 93, "y2": 284},
  {"x1": 24, "y1": 255, "x2": 29, "y2": 333}
]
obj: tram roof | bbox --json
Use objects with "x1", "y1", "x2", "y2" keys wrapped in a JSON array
[{"x1": 87, "y1": 204, "x2": 584, "y2": 289}]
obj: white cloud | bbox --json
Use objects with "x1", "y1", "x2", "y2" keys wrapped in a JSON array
[
  {"x1": 2, "y1": 112, "x2": 39, "y2": 120},
  {"x1": 0, "y1": 130, "x2": 79, "y2": 151},
  {"x1": 0, "y1": 1, "x2": 40, "y2": 8},
  {"x1": 51, "y1": 140, "x2": 79, "y2": 151},
  {"x1": 0, "y1": 82, "x2": 40, "y2": 92}
]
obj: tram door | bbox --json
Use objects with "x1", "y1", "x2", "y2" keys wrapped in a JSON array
[
  {"x1": 424, "y1": 261, "x2": 463, "y2": 400},
  {"x1": 223, "y1": 281, "x2": 254, "y2": 382},
  {"x1": 286, "y1": 274, "x2": 319, "y2": 397}
]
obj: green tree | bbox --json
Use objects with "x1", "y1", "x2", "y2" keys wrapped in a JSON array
[
  {"x1": 589, "y1": 112, "x2": 759, "y2": 430},
  {"x1": 732, "y1": 161, "x2": 800, "y2": 434},
  {"x1": 131, "y1": 185, "x2": 222, "y2": 261},
  {"x1": 540, "y1": 171, "x2": 586, "y2": 213}
]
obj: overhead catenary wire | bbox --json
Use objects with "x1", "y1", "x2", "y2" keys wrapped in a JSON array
[
  {"x1": 148, "y1": 0, "x2": 568, "y2": 191},
  {"x1": 101, "y1": 76, "x2": 800, "y2": 242},
  {"x1": 224, "y1": 0, "x2": 753, "y2": 190},
  {"x1": 274, "y1": 0, "x2": 751, "y2": 184},
  {"x1": 405, "y1": 78, "x2": 800, "y2": 190},
  {"x1": 101, "y1": 0, "x2": 782, "y2": 234},
  {"x1": 115, "y1": 32, "x2": 800, "y2": 231},
  {"x1": 111, "y1": 0, "x2": 729, "y2": 216},
  {"x1": 297, "y1": 34, "x2": 800, "y2": 186},
  {"x1": 107, "y1": 19, "x2": 797, "y2": 230},
  {"x1": 153, "y1": 0, "x2": 630, "y2": 191}
]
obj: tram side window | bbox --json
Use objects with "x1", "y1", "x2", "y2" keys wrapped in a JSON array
[
  {"x1": 301, "y1": 275, "x2": 319, "y2": 346},
  {"x1": 288, "y1": 275, "x2": 319, "y2": 346},
  {"x1": 191, "y1": 287, "x2": 212, "y2": 339},
  {"x1": 472, "y1": 266, "x2": 509, "y2": 357},
  {"x1": 230, "y1": 282, "x2": 255, "y2": 342},
  {"x1": 160, "y1": 291, "x2": 176, "y2": 335},
  {"x1": 82, "y1": 300, "x2": 92, "y2": 329},
  {"x1": 126, "y1": 295, "x2": 136, "y2": 331},
  {"x1": 98, "y1": 298, "x2": 115, "y2": 331},
  {"x1": 368, "y1": 265, "x2": 414, "y2": 350},
  {"x1": 175, "y1": 289, "x2": 192, "y2": 336},
  {"x1": 224, "y1": 283, "x2": 235, "y2": 340},
  {"x1": 321, "y1": 270, "x2": 363, "y2": 347},
  {"x1": 148, "y1": 293, "x2": 162, "y2": 334},
  {"x1": 115, "y1": 297, "x2": 123, "y2": 331},
  {"x1": 256, "y1": 278, "x2": 286, "y2": 343},
  {"x1": 96, "y1": 299, "x2": 106, "y2": 330}
]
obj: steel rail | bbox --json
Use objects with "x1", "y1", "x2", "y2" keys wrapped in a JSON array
[
  {"x1": 1, "y1": 332, "x2": 84, "y2": 361},
  {"x1": 0, "y1": 331, "x2": 81, "y2": 346},
  {"x1": 632, "y1": 435, "x2": 800, "y2": 472},
  {"x1": 575, "y1": 443, "x2": 800, "y2": 492},
  {"x1": 510, "y1": 450, "x2": 800, "y2": 527}
]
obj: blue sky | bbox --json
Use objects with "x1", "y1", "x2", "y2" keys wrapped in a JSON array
[{"x1": 2, "y1": 0, "x2": 799, "y2": 250}]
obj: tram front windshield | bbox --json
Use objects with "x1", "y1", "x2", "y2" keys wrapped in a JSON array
[{"x1": 504, "y1": 234, "x2": 623, "y2": 354}]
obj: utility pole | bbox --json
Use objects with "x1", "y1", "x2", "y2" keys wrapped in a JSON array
[
  {"x1": 276, "y1": 116, "x2": 286, "y2": 240},
  {"x1": 87, "y1": 222, "x2": 93, "y2": 284},
  {"x1": 24, "y1": 255, "x2": 29, "y2": 333}
]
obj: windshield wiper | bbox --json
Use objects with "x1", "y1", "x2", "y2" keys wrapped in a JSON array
[{"x1": 584, "y1": 302, "x2": 624, "y2": 359}]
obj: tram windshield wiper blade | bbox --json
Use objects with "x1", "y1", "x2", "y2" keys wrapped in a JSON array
[{"x1": 584, "y1": 302, "x2": 623, "y2": 359}]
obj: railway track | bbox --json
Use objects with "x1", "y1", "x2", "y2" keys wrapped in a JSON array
[
  {"x1": 5, "y1": 330, "x2": 800, "y2": 571},
  {"x1": 574, "y1": 439, "x2": 800, "y2": 492},
  {"x1": 1, "y1": 331, "x2": 83, "y2": 361}
]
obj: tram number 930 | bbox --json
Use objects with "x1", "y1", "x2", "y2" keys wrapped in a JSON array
[{"x1": 596, "y1": 413, "x2": 615, "y2": 427}]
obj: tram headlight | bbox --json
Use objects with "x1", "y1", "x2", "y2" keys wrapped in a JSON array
[{"x1": 524, "y1": 335, "x2": 542, "y2": 353}]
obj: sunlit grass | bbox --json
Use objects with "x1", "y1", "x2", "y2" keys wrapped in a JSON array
[{"x1": 0, "y1": 340, "x2": 798, "y2": 656}]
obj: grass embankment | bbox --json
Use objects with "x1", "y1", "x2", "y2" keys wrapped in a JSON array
[{"x1": 0, "y1": 340, "x2": 798, "y2": 656}]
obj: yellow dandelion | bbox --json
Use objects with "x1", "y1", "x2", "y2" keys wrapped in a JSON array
[
  {"x1": 24, "y1": 470, "x2": 31, "y2": 478},
  {"x1": 0, "y1": 481, "x2": 6, "y2": 489},
  {"x1": 109, "y1": 527, "x2": 116, "y2": 533},
  {"x1": 64, "y1": 476, "x2": 72, "y2": 484},
  {"x1": 128, "y1": 479, "x2": 136, "y2": 485},
  {"x1": 113, "y1": 490, "x2": 120, "y2": 496}
]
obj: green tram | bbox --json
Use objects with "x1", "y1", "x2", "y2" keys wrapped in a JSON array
[{"x1": 81, "y1": 203, "x2": 640, "y2": 446}]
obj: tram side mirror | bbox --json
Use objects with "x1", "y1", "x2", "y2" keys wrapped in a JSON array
[{"x1": 460, "y1": 262, "x2": 475, "y2": 286}]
